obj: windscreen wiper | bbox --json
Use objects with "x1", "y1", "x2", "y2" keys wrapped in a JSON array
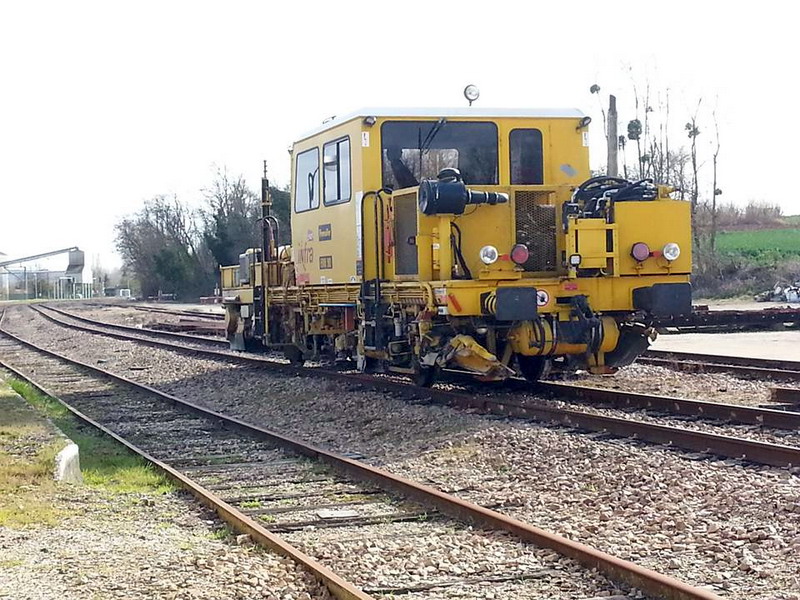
[{"x1": 419, "y1": 117, "x2": 447, "y2": 156}]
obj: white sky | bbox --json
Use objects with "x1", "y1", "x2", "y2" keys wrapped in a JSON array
[{"x1": 1, "y1": 0, "x2": 798, "y2": 270}]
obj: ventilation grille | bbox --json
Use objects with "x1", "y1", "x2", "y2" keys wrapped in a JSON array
[{"x1": 515, "y1": 191, "x2": 556, "y2": 271}]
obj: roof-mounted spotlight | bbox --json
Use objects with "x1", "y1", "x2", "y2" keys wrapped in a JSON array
[
  {"x1": 464, "y1": 84, "x2": 480, "y2": 106},
  {"x1": 362, "y1": 116, "x2": 377, "y2": 127},
  {"x1": 576, "y1": 116, "x2": 592, "y2": 130}
]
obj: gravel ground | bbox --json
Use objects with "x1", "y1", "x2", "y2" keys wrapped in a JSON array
[
  {"x1": 70, "y1": 302, "x2": 224, "y2": 331},
  {"x1": 4, "y1": 305, "x2": 800, "y2": 599},
  {"x1": 567, "y1": 363, "x2": 776, "y2": 407},
  {"x1": 287, "y1": 523, "x2": 630, "y2": 599},
  {"x1": 62, "y1": 301, "x2": 793, "y2": 409},
  {"x1": 0, "y1": 374, "x2": 331, "y2": 600},
  {"x1": 2, "y1": 313, "x2": 633, "y2": 599},
  {"x1": 1, "y1": 489, "x2": 332, "y2": 600}
]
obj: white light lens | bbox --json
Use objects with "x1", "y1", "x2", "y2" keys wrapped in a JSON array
[
  {"x1": 479, "y1": 245, "x2": 499, "y2": 265},
  {"x1": 662, "y1": 242, "x2": 681, "y2": 261},
  {"x1": 464, "y1": 84, "x2": 480, "y2": 102},
  {"x1": 569, "y1": 254, "x2": 582, "y2": 266}
]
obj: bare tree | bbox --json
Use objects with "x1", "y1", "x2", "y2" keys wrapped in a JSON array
[
  {"x1": 710, "y1": 110, "x2": 722, "y2": 254},
  {"x1": 685, "y1": 99, "x2": 702, "y2": 216}
]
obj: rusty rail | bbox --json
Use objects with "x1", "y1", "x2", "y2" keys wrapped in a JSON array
[
  {"x1": 640, "y1": 350, "x2": 800, "y2": 382},
  {"x1": 772, "y1": 386, "x2": 800, "y2": 405},
  {"x1": 43, "y1": 303, "x2": 228, "y2": 347},
  {"x1": 0, "y1": 316, "x2": 722, "y2": 600},
  {"x1": 26, "y1": 304, "x2": 800, "y2": 468},
  {"x1": 537, "y1": 381, "x2": 800, "y2": 430},
  {"x1": 0, "y1": 314, "x2": 373, "y2": 600}
]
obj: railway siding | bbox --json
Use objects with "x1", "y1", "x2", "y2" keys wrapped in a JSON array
[
  {"x1": 31, "y1": 304, "x2": 800, "y2": 465},
  {"x1": 3, "y1": 304, "x2": 800, "y2": 598},
  {"x1": 0, "y1": 325, "x2": 660, "y2": 600}
]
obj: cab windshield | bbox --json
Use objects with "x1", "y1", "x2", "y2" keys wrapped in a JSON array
[{"x1": 381, "y1": 120, "x2": 498, "y2": 189}]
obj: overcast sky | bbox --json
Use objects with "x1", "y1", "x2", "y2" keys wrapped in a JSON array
[{"x1": 1, "y1": 1, "x2": 798, "y2": 270}]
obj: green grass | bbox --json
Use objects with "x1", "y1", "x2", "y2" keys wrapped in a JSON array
[
  {"x1": 0, "y1": 390, "x2": 64, "y2": 527},
  {"x1": 0, "y1": 559, "x2": 24, "y2": 568},
  {"x1": 715, "y1": 228, "x2": 800, "y2": 261},
  {"x1": 7, "y1": 379, "x2": 174, "y2": 495},
  {"x1": 209, "y1": 524, "x2": 233, "y2": 540}
]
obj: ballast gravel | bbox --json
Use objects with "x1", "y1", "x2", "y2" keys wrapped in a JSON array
[
  {"x1": 1, "y1": 490, "x2": 332, "y2": 600},
  {"x1": 0, "y1": 445, "x2": 330, "y2": 600},
  {"x1": 568, "y1": 362, "x2": 775, "y2": 406},
  {"x1": 4, "y1": 304, "x2": 800, "y2": 599}
]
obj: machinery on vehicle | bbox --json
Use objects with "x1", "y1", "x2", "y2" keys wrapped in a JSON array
[{"x1": 221, "y1": 105, "x2": 692, "y2": 384}]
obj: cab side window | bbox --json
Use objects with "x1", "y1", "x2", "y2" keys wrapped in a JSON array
[
  {"x1": 295, "y1": 148, "x2": 320, "y2": 212},
  {"x1": 510, "y1": 129, "x2": 544, "y2": 185},
  {"x1": 323, "y1": 137, "x2": 351, "y2": 205}
]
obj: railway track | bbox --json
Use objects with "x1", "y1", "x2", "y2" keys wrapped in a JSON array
[
  {"x1": 0, "y1": 311, "x2": 721, "y2": 600},
  {"x1": 640, "y1": 349, "x2": 800, "y2": 382},
  {"x1": 58, "y1": 304, "x2": 800, "y2": 386},
  {"x1": 130, "y1": 303, "x2": 225, "y2": 320},
  {"x1": 44, "y1": 303, "x2": 229, "y2": 347},
  {"x1": 21, "y1": 304, "x2": 800, "y2": 469}
]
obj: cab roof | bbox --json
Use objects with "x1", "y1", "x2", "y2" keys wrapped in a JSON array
[{"x1": 295, "y1": 107, "x2": 586, "y2": 143}]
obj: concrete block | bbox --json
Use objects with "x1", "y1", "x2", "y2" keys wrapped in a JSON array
[{"x1": 54, "y1": 442, "x2": 83, "y2": 484}]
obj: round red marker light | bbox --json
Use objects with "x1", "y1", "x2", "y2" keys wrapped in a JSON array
[
  {"x1": 631, "y1": 242, "x2": 651, "y2": 262},
  {"x1": 510, "y1": 244, "x2": 530, "y2": 265}
]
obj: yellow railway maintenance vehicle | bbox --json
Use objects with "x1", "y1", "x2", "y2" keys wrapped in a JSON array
[{"x1": 221, "y1": 105, "x2": 692, "y2": 385}]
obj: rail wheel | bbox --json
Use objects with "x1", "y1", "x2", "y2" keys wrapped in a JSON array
[
  {"x1": 284, "y1": 345, "x2": 305, "y2": 366},
  {"x1": 517, "y1": 355, "x2": 546, "y2": 382},
  {"x1": 411, "y1": 357, "x2": 438, "y2": 388}
]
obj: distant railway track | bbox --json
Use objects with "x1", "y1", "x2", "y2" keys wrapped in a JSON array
[
  {"x1": 0, "y1": 310, "x2": 721, "y2": 600},
  {"x1": 22, "y1": 304, "x2": 800, "y2": 469},
  {"x1": 130, "y1": 304, "x2": 225, "y2": 320},
  {"x1": 640, "y1": 349, "x2": 800, "y2": 382},
  {"x1": 45, "y1": 304, "x2": 229, "y2": 348}
]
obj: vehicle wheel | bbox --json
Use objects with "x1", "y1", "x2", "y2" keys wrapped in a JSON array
[
  {"x1": 284, "y1": 345, "x2": 305, "y2": 366},
  {"x1": 243, "y1": 336, "x2": 262, "y2": 352},
  {"x1": 411, "y1": 358, "x2": 438, "y2": 387},
  {"x1": 357, "y1": 354, "x2": 381, "y2": 373},
  {"x1": 517, "y1": 355, "x2": 546, "y2": 382}
]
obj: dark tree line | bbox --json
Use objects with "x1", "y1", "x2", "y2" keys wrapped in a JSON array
[{"x1": 116, "y1": 168, "x2": 290, "y2": 299}]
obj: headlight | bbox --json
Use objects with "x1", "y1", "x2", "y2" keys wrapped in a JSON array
[
  {"x1": 479, "y1": 245, "x2": 499, "y2": 265},
  {"x1": 568, "y1": 254, "x2": 582, "y2": 267},
  {"x1": 631, "y1": 242, "x2": 651, "y2": 262},
  {"x1": 662, "y1": 242, "x2": 681, "y2": 261}
]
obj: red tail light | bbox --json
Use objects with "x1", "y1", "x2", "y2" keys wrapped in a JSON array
[
  {"x1": 631, "y1": 242, "x2": 651, "y2": 262},
  {"x1": 510, "y1": 244, "x2": 530, "y2": 265}
]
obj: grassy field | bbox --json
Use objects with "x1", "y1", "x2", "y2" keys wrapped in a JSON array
[{"x1": 715, "y1": 227, "x2": 800, "y2": 260}]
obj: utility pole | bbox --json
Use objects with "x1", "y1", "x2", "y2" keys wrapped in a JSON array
[{"x1": 607, "y1": 95, "x2": 618, "y2": 177}]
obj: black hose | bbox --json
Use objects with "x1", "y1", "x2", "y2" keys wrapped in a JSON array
[{"x1": 449, "y1": 222, "x2": 472, "y2": 280}]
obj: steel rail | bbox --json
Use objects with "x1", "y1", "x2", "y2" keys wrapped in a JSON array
[
  {"x1": 131, "y1": 304, "x2": 225, "y2": 320},
  {"x1": 43, "y1": 303, "x2": 228, "y2": 347},
  {"x1": 0, "y1": 315, "x2": 373, "y2": 600},
  {"x1": 639, "y1": 350, "x2": 800, "y2": 382},
  {"x1": 26, "y1": 304, "x2": 800, "y2": 467},
  {"x1": 645, "y1": 349, "x2": 800, "y2": 372},
  {"x1": 535, "y1": 381, "x2": 800, "y2": 430},
  {"x1": 772, "y1": 386, "x2": 800, "y2": 405},
  {"x1": 0, "y1": 317, "x2": 721, "y2": 600},
  {"x1": 31, "y1": 307, "x2": 800, "y2": 436}
]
